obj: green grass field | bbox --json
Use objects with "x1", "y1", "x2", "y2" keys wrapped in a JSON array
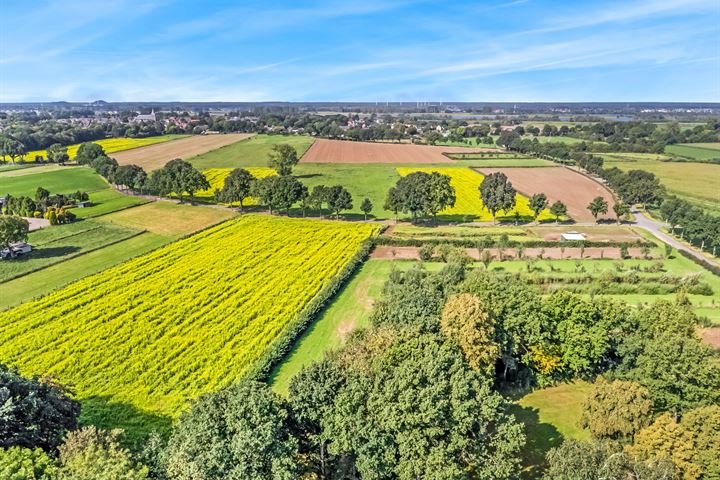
[
  {"x1": 189, "y1": 134, "x2": 315, "y2": 170},
  {"x1": 602, "y1": 154, "x2": 720, "y2": 213},
  {"x1": 271, "y1": 259, "x2": 396, "y2": 394},
  {"x1": 512, "y1": 382, "x2": 592, "y2": 477},
  {"x1": 665, "y1": 143, "x2": 720, "y2": 161},
  {"x1": 71, "y1": 189, "x2": 149, "y2": 218},
  {"x1": 0, "y1": 166, "x2": 108, "y2": 197},
  {"x1": 0, "y1": 220, "x2": 142, "y2": 282}
]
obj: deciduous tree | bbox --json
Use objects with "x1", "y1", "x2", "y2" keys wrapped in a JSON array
[
  {"x1": 529, "y1": 193, "x2": 548, "y2": 224},
  {"x1": 325, "y1": 185, "x2": 352, "y2": 219},
  {"x1": 587, "y1": 196, "x2": 609, "y2": 223},
  {"x1": 479, "y1": 172, "x2": 516, "y2": 224},
  {"x1": 0, "y1": 216, "x2": 29, "y2": 258},
  {"x1": 46, "y1": 143, "x2": 69, "y2": 165},
  {"x1": 440, "y1": 293, "x2": 498, "y2": 374},
  {"x1": 218, "y1": 168, "x2": 255, "y2": 211},
  {"x1": 75, "y1": 142, "x2": 106, "y2": 165},
  {"x1": 360, "y1": 197, "x2": 373, "y2": 220},
  {"x1": 580, "y1": 377, "x2": 653, "y2": 441},
  {"x1": 549, "y1": 200, "x2": 567, "y2": 223},
  {"x1": 267, "y1": 144, "x2": 299, "y2": 176}
]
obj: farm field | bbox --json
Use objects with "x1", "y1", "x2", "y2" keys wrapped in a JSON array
[
  {"x1": 301, "y1": 138, "x2": 497, "y2": 164},
  {"x1": 189, "y1": 134, "x2": 315, "y2": 170},
  {"x1": 195, "y1": 167, "x2": 276, "y2": 204},
  {"x1": 665, "y1": 143, "x2": 720, "y2": 160},
  {"x1": 396, "y1": 167, "x2": 553, "y2": 222},
  {"x1": 0, "y1": 232, "x2": 168, "y2": 310},
  {"x1": 97, "y1": 200, "x2": 236, "y2": 237},
  {"x1": 446, "y1": 156, "x2": 555, "y2": 167},
  {"x1": 0, "y1": 165, "x2": 108, "y2": 197},
  {"x1": 0, "y1": 219, "x2": 141, "y2": 282},
  {"x1": 15, "y1": 135, "x2": 188, "y2": 161},
  {"x1": 601, "y1": 154, "x2": 720, "y2": 213},
  {"x1": 0, "y1": 215, "x2": 376, "y2": 442},
  {"x1": 113, "y1": 133, "x2": 253, "y2": 171},
  {"x1": 476, "y1": 167, "x2": 616, "y2": 223}
]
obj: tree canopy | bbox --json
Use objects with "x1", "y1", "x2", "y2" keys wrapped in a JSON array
[{"x1": 479, "y1": 172, "x2": 516, "y2": 224}]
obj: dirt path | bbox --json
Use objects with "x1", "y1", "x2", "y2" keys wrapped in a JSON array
[
  {"x1": 371, "y1": 245, "x2": 647, "y2": 260},
  {"x1": 114, "y1": 134, "x2": 253, "y2": 170}
]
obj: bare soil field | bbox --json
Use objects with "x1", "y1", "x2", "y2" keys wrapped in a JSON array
[
  {"x1": 476, "y1": 166, "x2": 615, "y2": 223},
  {"x1": 114, "y1": 134, "x2": 253, "y2": 170},
  {"x1": 301, "y1": 138, "x2": 497, "y2": 164},
  {"x1": 371, "y1": 246, "x2": 645, "y2": 260}
]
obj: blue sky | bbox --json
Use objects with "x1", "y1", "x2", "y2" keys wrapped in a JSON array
[{"x1": 1, "y1": 0, "x2": 719, "y2": 102}]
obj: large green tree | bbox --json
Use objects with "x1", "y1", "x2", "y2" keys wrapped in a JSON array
[
  {"x1": 325, "y1": 185, "x2": 352, "y2": 219},
  {"x1": 587, "y1": 196, "x2": 609, "y2": 222},
  {"x1": 0, "y1": 136, "x2": 25, "y2": 163},
  {"x1": 324, "y1": 334, "x2": 525, "y2": 479},
  {"x1": 0, "y1": 364, "x2": 80, "y2": 451},
  {"x1": 46, "y1": 144, "x2": 69, "y2": 165},
  {"x1": 580, "y1": 377, "x2": 653, "y2": 441},
  {"x1": 268, "y1": 144, "x2": 299, "y2": 176},
  {"x1": 529, "y1": 193, "x2": 548, "y2": 224},
  {"x1": 148, "y1": 159, "x2": 209, "y2": 202},
  {"x1": 479, "y1": 172, "x2": 516, "y2": 224},
  {"x1": 217, "y1": 168, "x2": 255, "y2": 211},
  {"x1": 549, "y1": 200, "x2": 567, "y2": 223},
  {"x1": 111, "y1": 165, "x2": 147, "y2": 192},
  {"x1": 163, "y1": 381, "x2": 298, "y2": 480},
  {"x1": 0, "y1": 216, "x2": 29, "y2": 258},
  {"x1": 426, "y1": 172, "x2": 456, "y2": 223},
  {"x1": 440, "y1": 293, "x2": 498, "y2": 374},
  {"x1": 0, "y1": 447, "x2": 57, "y2": 480},
  {"x1": 74, "y1": 142, "x2": 106, "y2": 165}
]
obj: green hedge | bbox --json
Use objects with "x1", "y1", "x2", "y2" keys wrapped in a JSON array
[{"x1": 244, "y1": 238, "x2": 375, "y2": 381}]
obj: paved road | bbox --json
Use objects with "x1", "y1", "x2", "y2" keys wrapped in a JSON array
[{"x1": 631, "y1": 208, "x2": 717, "y2": 266}]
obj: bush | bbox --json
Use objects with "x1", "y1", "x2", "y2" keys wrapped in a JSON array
[{"x1": 418, "y1": 244, "x2": 434, "y2": 261}]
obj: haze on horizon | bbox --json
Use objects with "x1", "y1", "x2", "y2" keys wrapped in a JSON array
[{"x1": 1, "y1": 0, "x2": 719, "y2": 103}]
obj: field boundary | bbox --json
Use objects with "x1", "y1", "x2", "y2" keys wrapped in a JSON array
[
  {"x1": 0, "y1": 228, "x2": 146, "y2": 284},
  {"x1": 246, "y1": 237, "x2": 375, "y2": 381}
]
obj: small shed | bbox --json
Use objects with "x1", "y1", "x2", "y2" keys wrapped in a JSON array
[
  {"x1": 76, "y1": 201, "x2": 92, "y2": 208},
  {"x1": 561, "y1": 231, "x2": 586, "y2": 242}
]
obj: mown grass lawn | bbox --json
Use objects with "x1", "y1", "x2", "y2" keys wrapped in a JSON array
[
  {"x1": 665, "y1": 143, "x2": 720, "y2": 161},
  {"x1": 189, "y1": 134, "x2": 315, "y2": 170},
  {"x1": 0, "y1": 165, "x2": 108, "y2": 197}
]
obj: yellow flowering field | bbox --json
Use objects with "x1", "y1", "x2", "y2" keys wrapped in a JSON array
[
  {"x1": 196, "y1": 167, "x2": 276, "y2": 204},
  {"x1": 396, "y1": 167, "x2": 552, "y2": 222},
  {"x1": 17, "y1": 135, "x2": 187, "y2": 161},
  {"x1": 0, "y1": 215, "x2": 376, "y2": 439}
]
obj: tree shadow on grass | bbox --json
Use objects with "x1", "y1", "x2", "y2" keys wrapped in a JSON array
[
  {"x1": 80, "y1": 396, "x2": 173, "y2": 451},
  {"x1": 508, "y1": 404, "x2": 564, "y2": 479},
  {"x1": 10, "y1": 246, "x2": 81, "y2": 262}
]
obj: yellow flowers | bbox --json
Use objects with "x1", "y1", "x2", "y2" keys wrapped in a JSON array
[
  {"x1": 0, "y1": 215, "x2": 376, "y2": 430},
  {"x1": 18, "y1": 135, "x2": 185, "y2": 161},
  {"x1": 196, "y1": 167, "x2": 276, "y2": 204},
  {"x1": 396, "y1": 167, "x2": 552, "y2": 221}
]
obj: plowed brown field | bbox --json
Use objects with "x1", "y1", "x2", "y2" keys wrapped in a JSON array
[
  {"x1": 301, "y1": 138, "x2": 496, "y2": 164},
  {"x1": 114, "y1": 134, "x2": 253, "y2": 170},
  {"x1": 476, "y1": 166, "x2": 616, "y2": 223}
]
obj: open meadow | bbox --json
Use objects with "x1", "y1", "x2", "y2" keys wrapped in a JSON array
[
  {"x1": 189, "y1": 134, "x2": 315, "y2": 170},
  {"x1": 0, "y1": 215, "x2": 376, "y2": 442},
  {"x1": 665, "y1": 143, "x2": 720, "y2": 161},
  {"x1": 601, "y1": 153, "x2": 720, "y2": 213}
]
